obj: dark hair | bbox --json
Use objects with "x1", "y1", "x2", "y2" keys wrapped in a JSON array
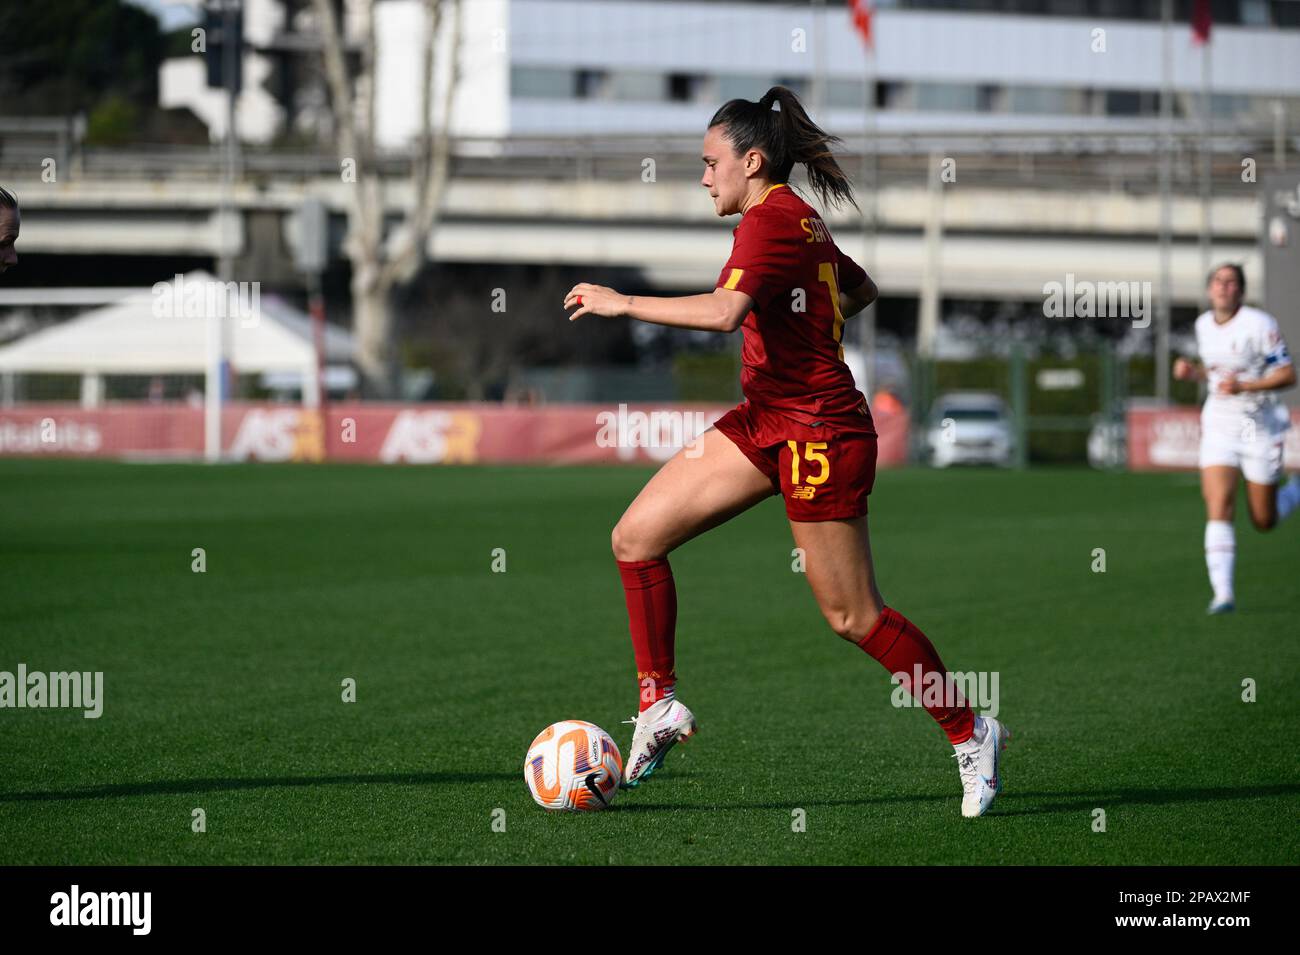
[
  {"x1": 0, "y1": 187, "x2": 15, "y2": 210},
  {"x1": 708, "y1": 86, "x2": 858, "y2": 212},
  {"x1": 1207, "y1": 262, "x2": 1245, "y2": 294}
]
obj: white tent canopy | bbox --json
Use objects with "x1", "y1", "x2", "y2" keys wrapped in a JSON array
[{"x1": 0, "y1": 271, "x2": 354, "y2": 407}]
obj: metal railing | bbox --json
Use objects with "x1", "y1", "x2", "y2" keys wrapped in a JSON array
[{"x1": 1, "y1": 123, "x2": 1293, "y2": 195}]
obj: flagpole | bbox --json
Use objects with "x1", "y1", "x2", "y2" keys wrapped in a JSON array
[
  {"x1": 811, "y1": 0, "x2": 826, "y2": 117},
  {"x1": 849, "y1": 0, "x2": 877, "y2": 392},
  {"x1": 1199, "y1": 31, "x2": 1212, "y2": 281},
  {"x1": 862, "y1": 39, "x2": 876, "y2": 388},
  {"x1": 1156, "y1": 0, "x2": 1173, "y2": 404}
]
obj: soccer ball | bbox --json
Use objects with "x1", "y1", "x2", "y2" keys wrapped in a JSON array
[{"x1": 524, "y1": 720, "x2": 623, "y2": 811}]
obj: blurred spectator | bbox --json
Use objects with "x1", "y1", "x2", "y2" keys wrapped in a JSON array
[{"x1": 873, "y1": 386, "x2": 905, "y2": 417}]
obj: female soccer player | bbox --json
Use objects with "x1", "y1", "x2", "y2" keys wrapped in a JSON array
[
  {"x1": 564, "y1": 87, "x2": 1008, "y2": 817},
  {"x1": 1174, "y1": 264, "x2": 1298, "y2": 614}
]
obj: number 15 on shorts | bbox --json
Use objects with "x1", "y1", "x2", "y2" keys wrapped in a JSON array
[{"x1": 787, "y1": 440, "x2": 831, "y2": 485}]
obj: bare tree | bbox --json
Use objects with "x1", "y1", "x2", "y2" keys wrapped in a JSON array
[
  {"x1": 400, "y1": 264, "x2": 640, "y2": 399},
  {"x1": 312, "y1": 0, "x2": 462, "y2": 396}
]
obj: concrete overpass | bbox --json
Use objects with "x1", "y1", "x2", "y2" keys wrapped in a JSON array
[{"x1": 0, "y1": 133, "x2": 1274, "y2": 304}]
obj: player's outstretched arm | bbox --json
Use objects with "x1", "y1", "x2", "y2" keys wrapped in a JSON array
[{"x1": 564, "y1": 283, "x2": 753, "y2": 333}]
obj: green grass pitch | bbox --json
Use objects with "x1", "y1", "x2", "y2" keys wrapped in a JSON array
[{"x1": 0, "y1": 458, "x2": 1296, "y2": 865}]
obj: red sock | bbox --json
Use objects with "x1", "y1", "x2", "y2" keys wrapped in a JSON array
[
  {"x1": 856, "y1": 607, "x2": 974, "y2": 745},
  {"x1": 616, "y1": 558, "x2": 677, "y2": 712}
]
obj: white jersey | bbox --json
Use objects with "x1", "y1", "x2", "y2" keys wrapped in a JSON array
[
  {"x1": 1193, "y1": 305, "x2": 1292, "y2": 418},
  {"x1": 1193, "y1": 304, "x2": 1292, "y2": 482}
]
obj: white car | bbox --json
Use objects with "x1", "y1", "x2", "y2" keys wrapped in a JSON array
[{"x1": 926, "y1": 392, "x2": 1015, "y2": 468}]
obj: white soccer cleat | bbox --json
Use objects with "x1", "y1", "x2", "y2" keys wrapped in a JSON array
[
  {"x1": 953, "y1": 715, "x2": 1010, "y2": 818},
  {"x1": 620, "y1": 697, "x2": 697, "y2": 789}
]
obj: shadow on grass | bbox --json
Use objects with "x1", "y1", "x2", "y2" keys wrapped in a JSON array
[
  {"x1": 610, "y1": 781, "x2": 1300, "y2": 815},
  {"x1": 0, "y1": 771, "x2": 520, "y2": 802},
  {"x1": 8, "y1": 776, "x2": 1295, "y2": 818}
]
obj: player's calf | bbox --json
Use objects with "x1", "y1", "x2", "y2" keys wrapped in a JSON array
[
  {"x1": 1273, "y1": 474, "x2": 1300, "y2": 526},
  {"x1": 1247, "y1": 510, "x2": 1277, "y2": 532}
]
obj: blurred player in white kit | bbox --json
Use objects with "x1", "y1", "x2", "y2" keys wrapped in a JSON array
[{"x1": 1175, "y1": 264, "x2": 1299, "y2": 614}]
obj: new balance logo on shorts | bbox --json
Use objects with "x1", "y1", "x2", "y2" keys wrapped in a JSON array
[{"x1": 790, "y1": 485, "x2": 816, "y2": 499}]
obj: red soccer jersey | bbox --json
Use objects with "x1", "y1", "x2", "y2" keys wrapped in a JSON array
[{"x1": 715, "y1": 183, "x2": 874, "y2": 432}]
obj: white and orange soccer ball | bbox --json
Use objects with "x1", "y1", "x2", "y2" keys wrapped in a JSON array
[{"x1": 524, "y1": 720, "x2": 623, "y2": 811}]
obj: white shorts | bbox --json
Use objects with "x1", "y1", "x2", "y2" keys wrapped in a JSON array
[{"x1": 1199, "y1": 402, "x2": 1289, "y2": 485}]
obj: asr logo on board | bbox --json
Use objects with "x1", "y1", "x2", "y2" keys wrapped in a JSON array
[
  {"x1": 380, "y1": 411, "x2": 482, "y2": 464},
  {"x1": 229, "y1": 408, "x2": 321, "y2": 462}
]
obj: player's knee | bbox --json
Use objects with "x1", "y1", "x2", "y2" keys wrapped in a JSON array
[
  {"x1": 1204, "y1": 497, "x2": 1234, "y2": 521},
  {"x1": 610, "y1": 522, "x2": 636, "y2": 561},
  {"x1": 826, "y1": 606, "x2": 881, "y2": 643},
  {"x1": 611, "y1": 519, "x2": 663, "y2": 562},
  {"x1": 825, "y1": 610, "x2": 855, "y2": 641}
]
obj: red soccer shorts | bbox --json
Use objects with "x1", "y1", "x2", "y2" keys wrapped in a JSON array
[{"x1": 713, "y1": 400, "x2": 877, "y2": 522}]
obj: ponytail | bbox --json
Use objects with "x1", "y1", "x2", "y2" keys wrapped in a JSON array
[{"x1": 708, "y1": 85, "x2": 858, "y2": 212}]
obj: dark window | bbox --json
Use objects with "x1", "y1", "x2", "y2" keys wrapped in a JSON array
[
  {"x1": 1105, "y1": 89, "x2": 1143, "y2": 115},
  {"x1": 1274, "y1": 0, "x2": 1300, "y2": 26},
  {"x1": 668, "y1": 73, "x2": 705, "y2": 103},
  {"x1": 575, "y1": 69, "x2": 606, "y2": 100}
]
